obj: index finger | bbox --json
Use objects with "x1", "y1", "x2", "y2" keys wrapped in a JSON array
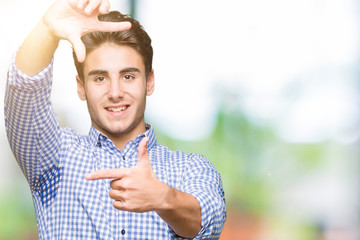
[
  {"x1": 89, "y1": 21, "x2": 132, "y2": 34},
  {"x1": 86, "y1": 168, "x2": 126, "y2": 180}
]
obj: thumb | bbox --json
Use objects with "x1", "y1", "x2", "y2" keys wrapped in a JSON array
[
  {"x1": 68, "y1": 34, "x2": 86, "y2": 62},
  {"x1": 137, "y1": 137, "x2": 150, "y2": 167}
]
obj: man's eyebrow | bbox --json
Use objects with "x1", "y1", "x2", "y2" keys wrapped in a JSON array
[
  {"x1": 87, "y1": 69, "x2": 108, "y2": 77},
  {"x1": 120, "y1": 67, "x2": 141, "y2": 74}
]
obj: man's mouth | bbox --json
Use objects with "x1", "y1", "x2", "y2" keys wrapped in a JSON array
[{"x1": 106, "y1": 105, "x2": 129, "y2": 112}]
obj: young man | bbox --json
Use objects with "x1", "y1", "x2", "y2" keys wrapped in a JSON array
[{"x1": 4, "y1": 0, "x2": 226, "y2": 239}]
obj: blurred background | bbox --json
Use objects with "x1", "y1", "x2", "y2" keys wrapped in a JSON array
[{"x1": 0, "y1": 0, "x2": 359, "y2": 239}]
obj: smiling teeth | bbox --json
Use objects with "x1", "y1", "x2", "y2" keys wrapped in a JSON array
[{"x1": 108, "y1": 106, "x2": 127, "y2": 112}]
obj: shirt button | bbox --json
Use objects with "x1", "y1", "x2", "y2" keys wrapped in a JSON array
[
  {"x1": 97, "y1": 142, "x2": 101, "y2": 147},
  {"x1": 121, "y1": 229, "x2": 126, "y2": 235},
  {"x1": 122, "y1": 156, "x2": 125, "y2": 160}
]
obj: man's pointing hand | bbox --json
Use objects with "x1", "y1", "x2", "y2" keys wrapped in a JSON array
[{"x1": 86, "y1": 137, "x2": 170, "y2": 213}]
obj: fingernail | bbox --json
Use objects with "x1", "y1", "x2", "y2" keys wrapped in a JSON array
[
  {"x1": 84, "y1": 6, "x2": 92, "y2": 14},
  {"x1": 85, "y1": 173, "x2": 91, "y2": 180},
  {"x1": 100, "y1": 5, "x2": 106, "y2": 13},
  {"x1": 122, "y1": 22, "x2": 132, "y2": 29}
]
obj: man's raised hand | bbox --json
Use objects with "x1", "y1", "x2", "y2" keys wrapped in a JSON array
[
  {"x1": 86, "y1": 137, "x2": 171, "y2": 213},
  {"x1": 43, "y1": 0, "x2": 131, "y2": 62}
]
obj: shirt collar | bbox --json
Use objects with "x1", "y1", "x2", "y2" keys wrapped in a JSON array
[{"x1": 88, "y1": 123, "x2": 157, "y2": 151}]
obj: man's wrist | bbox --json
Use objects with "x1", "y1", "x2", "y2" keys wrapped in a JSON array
[
  {"x1": 39, "y1": 17, "x2": 61, "y2": 43},
  {"x1": 155, "y1": 182, "x2": 177, "y2": 213},
  {"x1": 154, "y1": 185, "x2": 202, "y2": 238}
]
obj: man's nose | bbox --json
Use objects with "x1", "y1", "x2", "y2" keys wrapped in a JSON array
[{"x1": 107, "y1": 79, "x2": 124, "y2": 100}]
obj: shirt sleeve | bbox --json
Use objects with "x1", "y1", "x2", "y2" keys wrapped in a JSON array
[
  {"x1": 4, "y1": 56, "x2": 62, "y2": 191},
  {"x1": 180, "y1": 154, "x2": 227, "y2": 239}
]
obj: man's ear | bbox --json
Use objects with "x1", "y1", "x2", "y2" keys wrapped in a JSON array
[
  {"x1": 146, "y1": 69, "x2": 155, "y2": 96},
  {"x1": 76, "y1": 75, "x2": 86, "y2": 101}
]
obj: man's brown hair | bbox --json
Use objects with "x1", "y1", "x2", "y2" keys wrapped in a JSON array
[{"x1": 73, "y1": 11, "x2": 153, "y2": 81}]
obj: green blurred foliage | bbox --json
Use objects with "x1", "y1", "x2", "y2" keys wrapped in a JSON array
[{"x1": 0, "y1": 187, "x2": 38, "y2": 240}]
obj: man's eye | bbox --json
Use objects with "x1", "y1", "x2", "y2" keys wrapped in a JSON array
[
  {"x1": 95, "y1": 76, "x2": 106, "y2": 82},
  {"x1": 123, "y1": 75, "x2": 134, "y2": 80}
]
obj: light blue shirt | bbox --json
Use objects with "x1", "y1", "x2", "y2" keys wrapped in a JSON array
[{"x1": 5, "y1": 59, "x2": 226, "y2": 239}]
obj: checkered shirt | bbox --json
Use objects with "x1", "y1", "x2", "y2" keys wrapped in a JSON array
[{"x1": 4, "y1": 59, "x2": 226, "y2": 239}]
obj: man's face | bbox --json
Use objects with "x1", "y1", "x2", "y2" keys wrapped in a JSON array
[{"x1": 76, "y1": 43, "x2": 154, "y2": 144}]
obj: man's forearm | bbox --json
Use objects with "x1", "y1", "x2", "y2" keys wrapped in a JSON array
[
  {"x1": 156, "y1": 185, "x2": 202, "y2": 238},
  {"x1": 16, "y1": 18, "x2": 59, "y2": 77}
]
